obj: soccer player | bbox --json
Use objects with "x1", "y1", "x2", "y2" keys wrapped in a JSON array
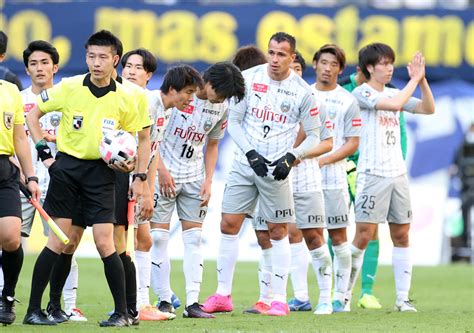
[
  {"x1": 0, "y1": 81, "x2": 40, "y2": 326},
  {"x1": 152, "y1": 62, "x2": 245, "y2": 319},
  {"x1": 120, "y1": 47, "x2": 180, "y2": 321},
  {"x1": 346, "y1": 43, "x2": 435, "y2": 312},
  {"x1": 245, "y1": 50, "x2": 334, "y2": 315},
  {"x1": 23, "y1": 30, "x2": 150, "y2": 326},
  {"x1": 338, "y1": 65, "x2": 408, "y2": 310},
  {"x1": 17, "y1": 40, "x2": 88, "y2": 322},
  {"x1": 311, "y1": 45, "x2": 361, "y2": 312},
  {"x1": 202, "y1": 32, "x2": 321, "y2": 316},
  {"x1": 0, "y1": 31, "x2": 23, "y2": 90}
]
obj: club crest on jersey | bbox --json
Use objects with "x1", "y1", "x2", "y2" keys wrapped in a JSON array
[
  {"x1": 72, "y1": 115, "x2": 83, "y2": 130},
  {"x1": 329, "y1": 109, "x2": 336, "y2": 119},
  {"x1": 280, "y1": 101, "x2": 291, "y2": 113},
  {"x1": 252, "y1": 83, "x2": 268, "y2": 93},
  {"x1": 40, "y1": 90, "x2": 49, "y2": 102},
  {"x1": 203, "y1": 119, "x2": 213, "y2": 132},
  {"x1": 3, "y1": 112, "x2": 13, "y2": 130},
  {"x1": 50, "y1": 114, "x2": 61, "y2": 127}
]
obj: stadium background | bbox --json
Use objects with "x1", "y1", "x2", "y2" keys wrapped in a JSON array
[{"x1": 1, "y1": 0, "x2": 473, "y2": 265}]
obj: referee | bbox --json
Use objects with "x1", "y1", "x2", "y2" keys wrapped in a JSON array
[
  {"x1": 0, "y1": 80, "x2": 40, "y2": 325},
  {"x1": 23, "y1": 30, "x2": 149, "y2": 327}
]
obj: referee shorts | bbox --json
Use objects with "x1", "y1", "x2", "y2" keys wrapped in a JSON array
[
  {"x1": 0, "y1": 155, "x2": 21, "y2": 219},
  {"x1": 45, "y1": 152, "x2": 116, "y2": 225}
]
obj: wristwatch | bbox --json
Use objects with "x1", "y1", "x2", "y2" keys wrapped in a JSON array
[
  {"x1": 26, "y1": 176, "x2": 39, "y2": 184},
  {"x1": 133, "y1": 173, "x2": 147, "y2": 182}
]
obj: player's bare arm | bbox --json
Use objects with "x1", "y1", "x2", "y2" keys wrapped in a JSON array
[
  {"x1": 157, "y1": 151, "x2": 176, "y2": 198},
  {"x1": 319, "y1": 136, "x2": 358, "y2": 168},
  {"x1": 375, "y1": 52, "x2": 424, "y2": 112},
  {"x1": 13, "y1": 123, "x2": 41, "y2": 200},
  {"x1": 25, "y1": 104, "x2": 55, "y2": 168},
  {"x1": 413, "y1": 77, "x2": 435, "y2": 115},
  {"x1": 200, "y1": 138, "x2": 219, "y2": 207}
]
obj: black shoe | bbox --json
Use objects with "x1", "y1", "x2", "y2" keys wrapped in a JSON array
[
  {"x1": 23, "y1": 309, "x2": 57, "y2": 325},
  {"x1": 158, "y1": 301, "x2": 175, "y2": 314},
  {"x1": 99, "y1": 312, "x2": 129, "y2": 327},
  {"x1": 46, "y1": 302, "x2": 69, "y2": 323},
  {"x1": 0, "y1": 296, "x2": 17, "y2": 325},
  {"x1": 128, "y1": 309, "x2": 139, "y2": 326},
  {"x1": 183, "y1": 303, "x2": 215, "y2": 319}
]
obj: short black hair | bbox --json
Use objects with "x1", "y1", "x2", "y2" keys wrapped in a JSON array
[
  {"x1": 232, "y1": 45, "x2": 267, "y2": 71},
  {"x1": 121, "y1": 48, "x2": 157, "y2": 74},
  {"x1": 312, "y1": 44, "x2": 346, "y2": 70},
  {"x1": 84, "y1": 30, "x2": 123, "y2": 58},
  {"x1": 358, "y1": 43, "x2": 395, "y2": 80},
  {"x1": 0, "y1": 31, "x2": 7, "y2": 54},
  {"x1": 161, "y1": 64, "x2": 203, "y2": 94},
  {"x1": 269, "y1": 32, "x2": 296, "y2": 53},
  {"x1": 293, "y1": 51, "x2": 306, "y2": 73},
  {"x1": 23, "y1": 40, "x2": 60, "y2": 67},
  {"x1": 203, "y1": 62, "x2": 245, "y2": 103}
]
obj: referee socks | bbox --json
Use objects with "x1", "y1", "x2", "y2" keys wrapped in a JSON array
[
  {"x1": 27, "y1": 247, "x2": 59, "y2": 313},
  {"x1": 102, "y1": 252, "x2": 126, "y2": 316},
  {"x1": 1, "y1": 245, "x2": 24, "y2": 298}
]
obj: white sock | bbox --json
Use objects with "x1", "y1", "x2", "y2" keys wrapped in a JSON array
[
  {"x1": 150, "y1": 229, "x2": 172, "y2": 303},
  {"x1": 63, "y1": 255, "x2": 78, "y2": 311},
  {"x1": 290, "y1": 242, "x2": 309, "y2": 302},
  {"x1": 332, "y1": 242, "x2": 351, "y2": 303},
  {"x1": 135, "y1": 250, "x2": 151, "y2": 307},
  {"x1": 258, "y1": 248, "x2": 273, "y2": 304},
  {"x1": 182, "y1": 228, "x2": 203, "y2": 307},
  {"x1": 216, "y1": 233, "x2": 239, "y2": 296},
  {"x1": 310, "y1": 244, "x2": 332, "y2": 304},
  {"x1": 0, "y1": 251, "x2": 4, "y2": 294},
  {"x1": 392, "y1": 246, "x2": 412, "y2": 302},
  {"x1": 346, "y1": 244, "x2": 366, "y2": 299},
  {"x1": 270, "y1": 236, "x2": 291, "y2": 303}
]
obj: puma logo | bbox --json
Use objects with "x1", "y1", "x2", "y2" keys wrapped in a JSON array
[
  {"x1": 151, "y1": 261, "x2": 162, "y2": 268},
  {"x1": 274, "y1": 273, "x2": 285, "y2": 280},
  {"x1": 216, "y1": 268, "x2": 223, "y2": 274},
  {"x1": 261, "y1": 280, "x2": 270, "y2": 287}
]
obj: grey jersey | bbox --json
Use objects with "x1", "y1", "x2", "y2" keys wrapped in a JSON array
[
  {"x1": 229, "y1": 64, "x2": 321, "y2": 164},
  {"x1": 160, "y1": 96, "x2": 228, "y2": 183},
  {"x1": 313, "y1": 84, "x2": 361, "y2": 189},
  {"x1": 353, "y1": 83, "x2": 419, "y2": 177}
]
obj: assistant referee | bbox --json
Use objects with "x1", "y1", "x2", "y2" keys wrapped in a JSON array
[{"x1": 0, "y1": 80, "x2": 40, "y2": 325}]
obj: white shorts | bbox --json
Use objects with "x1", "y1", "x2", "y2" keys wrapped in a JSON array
[
  {"x1": 152, "y1": 180, "x2": 208, "y2": 224},
  {"x1": 21, "y1": 194, "x2": 49, "y2": 237},
  {"x1": 222, "y1": 161, "x2": 295, "y2": 223},
  {"x1": 355, "y1": 173, "x2": 412, "y2": 224},
  {"x1": 323, "y1": 188, "x2": 350, "y2": 230}
]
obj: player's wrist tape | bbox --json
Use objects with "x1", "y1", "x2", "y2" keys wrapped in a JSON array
[
  {"x1": 35, "y1": 141, "x2": 53, "y2": 161},
  {"x1": 26, "y1": 176, "x2": 39, "y2": 184}
]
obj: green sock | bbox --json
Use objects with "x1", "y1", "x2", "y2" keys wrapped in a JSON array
[
  {"x1": 328, "y1": 237, "x2": 334, "y2": 260},
  {"x1": 360, "y1": 239, "x2": 379, "y2": 296}
]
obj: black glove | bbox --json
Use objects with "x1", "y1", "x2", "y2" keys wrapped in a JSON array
[
  {"x1": 246, "y1": 149, "x2": 270, "y2": 177},
  {"x1": 270, "y1": 152, "x2": 296, "y2": 181}
]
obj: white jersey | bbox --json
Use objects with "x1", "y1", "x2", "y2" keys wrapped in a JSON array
[
  {"x1": 160, "y1": 96, "x2": 228, "y2": 183},
  {"x1": 292, "y1": 101, "x2": 333, "y2": 193},
  {"x1": 231, "y1": 64, "x2": 321, "y2": 164},
  {"x1": 145, "y1": 89, "x2": 172, "y2": 156},
  {"x1": 21, "y1": 86, "x2": 61, "y2": 199},
  {"x1": 313, "y1": 84, "x2": 361, "y2": 189},
  {"x1": 353, "y1": 83, "x2": 419, "y2": 177}
]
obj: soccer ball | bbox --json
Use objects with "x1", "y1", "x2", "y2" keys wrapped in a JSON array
[{"x1": 99, "y1": 130, "x2": 137, "y2": 171}]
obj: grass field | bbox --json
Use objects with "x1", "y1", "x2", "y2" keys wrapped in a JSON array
[{"x1": 6, "y1": 256, "x2": 474, "y2": 332}]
